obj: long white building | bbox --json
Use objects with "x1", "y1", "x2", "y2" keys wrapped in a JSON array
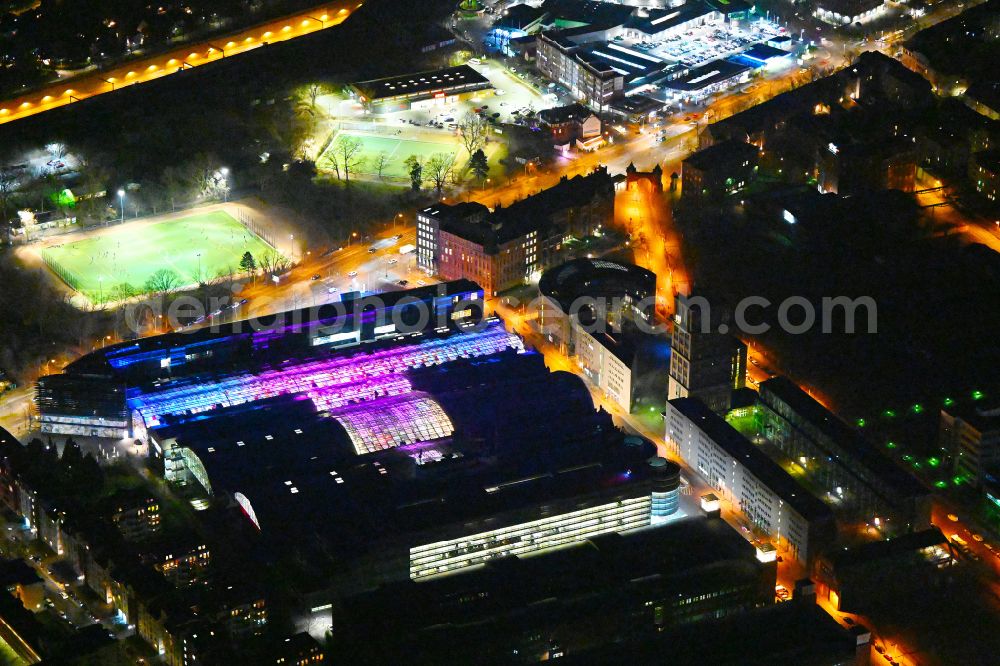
[{"x1": 665, "y1": 397, "x2": 834, "y2": 565}]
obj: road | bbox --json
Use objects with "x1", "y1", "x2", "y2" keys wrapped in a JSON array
[{"x1": 0, "y1": 1, "x2": 360, "y2": 125}]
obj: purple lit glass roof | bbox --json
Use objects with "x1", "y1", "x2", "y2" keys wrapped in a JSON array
[
  {"x1": 331, "y1": 392, "x2": 454, "y2": 455},
  {"x1": 128, "y1": 320, "x2": 523, "y2": 428}
]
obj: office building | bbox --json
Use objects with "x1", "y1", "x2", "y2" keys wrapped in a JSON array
[
  {"x1": 538, "y1": 258, "x2": 664, "y2": 413},
  {"x1": 757, "y1": 377, "x2": 931, "y2": 532},
  {"x1": 814, "y1": 528, "x2": 953, "y2": 613},
  {"x1": 668, "y1": 293, "x2": 746, "y2": 414},
  {"x1": 939, "y1": 400, "x2": 1000, "y2": 488},
  {"x1": 417, "y1": 170, "x2": 615, "y2": 294},
  {"x1": 665, "y1": 397, "x2": 835, "y2": 565},
  {"x1": 335, "y1": 514, "x2": 772, "y2": 662}
]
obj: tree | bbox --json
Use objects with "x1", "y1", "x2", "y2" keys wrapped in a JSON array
[
  {"x1": 240, "y1": 251, "x2": 256, "y2": 276},
  {"x1": 0, "y1": 165, "x2": 17, "y2": 232},
  {"x1": 426, "y1": 153, "x2": 456, "y2": 196},
  {"x1": 144, "y1": 268, "x2": 181, "y2": 295},
  {"x1": 110, "y1": 282, "x2": 137, "y2": 303},
  {"x1": 458, "y1": 111, "x2": 488, "y2": 157},
  {"x1": 469, "y1": 148, "x2": 489, "y2": 184},
  {"x1": 404, "y1": 155, "x2": 423, "y2": 192},
  {"x1": 373, "y1": 151, "x2": 390, "y2": 180},
  {"x1": 334, "y1": 137, "x2": 365, "y2": 184}
]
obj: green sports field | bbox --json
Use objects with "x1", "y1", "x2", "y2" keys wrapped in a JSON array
[
  {"x1": 317, "y1": 130, "x2": 462, "y2": 180},
  {"x1": 40, "y1": 211, "x2": 275, "y2": 302}
]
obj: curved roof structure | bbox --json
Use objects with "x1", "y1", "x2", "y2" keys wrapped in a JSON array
[
  {"x1": 332, "y1": 393, "x2": 455, "y2": 455},
  {"x1": 539, "y1": 258, "x2": 656, "y2": 315}
]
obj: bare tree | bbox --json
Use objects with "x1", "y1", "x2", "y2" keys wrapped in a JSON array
[
  {"x1": 144, "y1": 268, "x2": 181, "y2": 295},
  {"x1": 0, "y1": 166, "x2": 18, "y2": 233},
  {"x1": 373, "y1": 151, "x2": 390, "y2": 180},
  {"x1": 425, "y1": 153, "x2": 456, "y2": 196},
  {"x1": 335, "y1": 137, "x2": 365, "y2": 184},
  {"x1": 458, "y1": 111, "x2": 488, "y2": 157}
]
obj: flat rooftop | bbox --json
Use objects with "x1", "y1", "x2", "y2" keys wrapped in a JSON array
[
  {"x1": 670, "y1": 397, "x2": 834, "y2": 523},
  {"x1": 350, "y1": 65, "x2": 490, "y2": 102},
  {"x1": 759, "y1": 377, "x2": 928, "y2": 501}
]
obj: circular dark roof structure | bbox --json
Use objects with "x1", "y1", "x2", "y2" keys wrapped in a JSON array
[{"x1": 539, "y1": 258, "x2": 656, "y2": 315}]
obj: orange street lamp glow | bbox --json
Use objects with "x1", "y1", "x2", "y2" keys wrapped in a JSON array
[
  {"x1": 226, "y1": 41, "x2": 236, "y2": 47},
  {"x1": 282, "y1": 25, "x2": 292, "y2": 32},
  {"x1": 244, "y1": 36, "x2": 253, "y2": 42},
  {"x1": 147, "y1": 64, "x2": 157, "y2": 71},
  {"x1": 19, "y1": 102, "x2": 31, "y2": 108},
  {"x1": 188, "y1": 52, "x2": 198, "y2": 59},
  {"x1": 42, "y1": 95, "x2": 52, "y2": 102},
  {"x1": 64, "y1": 89, "x2": 74, "y2": 95},
  {"x1": 0, "y1": 109, "x2": 9, "y2": 115},
  {"x1": 167, "y1": 59, "x2": 178, "y2": 66},
  {"x1": 126, "y1": 71, "x2": 136, "y2": 78},
  {"x1": 263, "y1": 31, "x2": 273, "y2": 38},
  {"x1": 320, "y1": 14, "x2": 329, "y2": 20},
  {"x1": 301, "y1": 20, "x2": 310, "y2": 26}
]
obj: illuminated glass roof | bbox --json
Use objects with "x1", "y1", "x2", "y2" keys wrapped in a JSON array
[
  {"x1": 332, "y1": 393, "x2": 455, "y2": 455},
  {"x1": 128, "y1": 320, "x2": 523, "y2": 428}
]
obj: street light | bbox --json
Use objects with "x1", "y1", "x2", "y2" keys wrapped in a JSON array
[{"x1": 117, "y1": 189, "x2": 125, "y2": 222}]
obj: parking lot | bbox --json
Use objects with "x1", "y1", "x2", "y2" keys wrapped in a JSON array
[{"x1": 638, "y1": 18, "x2": 786, "y2": 68}]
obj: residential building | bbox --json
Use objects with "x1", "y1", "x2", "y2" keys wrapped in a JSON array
[
  {"x1": 665, "y1": 397, "x2": 835, "y2": 565},
  {"x1": 970, "y1": 149, "x2": 1000, "y2": 203},
  {"x1": 537, "y1": 102, "x2": 604, "y2": 150},
  {"x1": 681, "y1": 140, "x2": 759, "y2": 198}
]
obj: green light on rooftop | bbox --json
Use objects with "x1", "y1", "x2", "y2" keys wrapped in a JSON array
[
  {"x1": 856, "y1": 418, "x2": 866, "y2": 427},
  {"x1": 883, "y1": 409, "x2": 896, "y2": 418},
  {"x1": 953, "y1": 475, "x2": 965, "y2": 486},
  {"x1": 902, "y1": 454, "x2": 913, "y2": 462},
  {"x1": 911, "y1": 403, "x2": 924, "y2": 415},
  {"x1": 928, "y1": 457, "x2": 940, "y2": 467},
  {"x1": 934, "y1": 480, "x2": 948, "y2": 489},
  {"x1": 972, "y1": 390, "x2": 984, "y2": 401},
  {"x1": 886, "y1": 441, "x2": 897, "y2": 449}
]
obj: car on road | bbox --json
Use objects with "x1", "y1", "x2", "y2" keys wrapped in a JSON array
[
  {"x1": 368, "y1": 247, "x2": 377, "y2": 254},
  {"x1": 347, "y1": 271, "x2": 358, "y2": 278},
  {"x1": 310, "y1": 274, "x2": 320, "y2": 280},
  {"x1": 417, "y1": 280, "x2": 426, "y2": 286},
  {"x1": 327, "y1": 286, "x2": 338, "y2": 294},
  {"x1": 397, "y1": 279, "x2": 409, "y2": 286},
  {"x1": 387, "y1": 258, "x2": 397, "y2": 265},
  {"x1": 393, "y1": 234, "x2": 403, "y2": 240}
]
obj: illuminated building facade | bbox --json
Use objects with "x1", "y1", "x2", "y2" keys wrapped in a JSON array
[
  {"x1": 339, "y1": 514, "x2": 774, "y2": 662},
  {"x1": 681, "y1": 139, "x2": 759, "y2": 198},
  {"x1": 38, "y1": 281, "x2": 486, "y2": 438},
  {"x1": 348, "y1": 65, "x2": 491, "y2": 111},
  {"x1": 668, "y1": 293, "x2": 747, "y2": 415},
  {"x1": 665, "y1": 397, "x2": 834, "y2": 565},
  {"x1": 417, "y1": 171, "x2": 614, "y2": 295},
  {"x1": 757, "y1": 377, "x2": 931, "y2": 532}
]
